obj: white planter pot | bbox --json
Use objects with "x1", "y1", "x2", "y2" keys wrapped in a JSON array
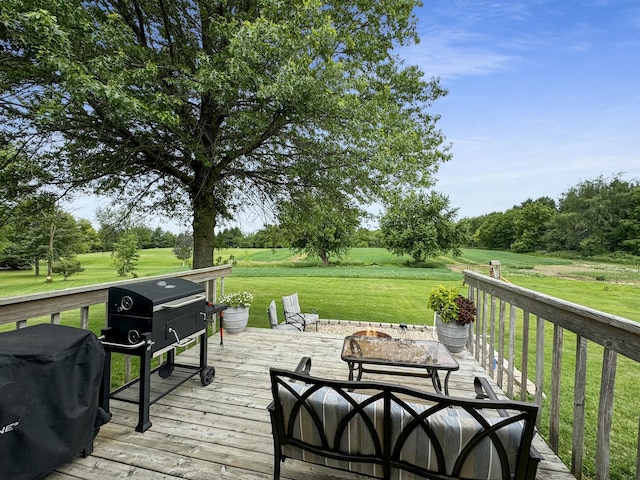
[
  {"x1": 435, "y1": 314, "x2": 468, "y2": 353},
  {"x1": 223, "y1": 307, "x2": 249, "y2": 334}
]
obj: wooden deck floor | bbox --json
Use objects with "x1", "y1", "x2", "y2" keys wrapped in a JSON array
[{"x1": 45, "y1": 328, "x2": 575, "y2": 480}]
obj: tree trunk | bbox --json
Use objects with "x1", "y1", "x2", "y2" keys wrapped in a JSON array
[
  {"x1": 191, "y1": 188, "x2": 217, "y2": 269},
  {"x1": 319, "y1": 250, "x2": 329, "y2": 267},
  {"x1": 47, "y1": 222, "x2": 56, "y2": 277}
]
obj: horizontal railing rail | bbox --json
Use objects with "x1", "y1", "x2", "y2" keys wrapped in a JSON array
[
  {"x1": 0, "y1": 265, "x2": 232, "y2": 330},
  {"x1": 463, "y1": 269, "x2": 640, "y2": 480}
]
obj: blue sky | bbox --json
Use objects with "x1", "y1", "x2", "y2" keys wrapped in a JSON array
[{"x1": 405, "y1": 0, "x2": 640, "y2": 218}]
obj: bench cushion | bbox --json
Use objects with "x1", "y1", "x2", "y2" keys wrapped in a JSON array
[{"x1": 277, "y1": 381, "x2": 525, "y2": 480}]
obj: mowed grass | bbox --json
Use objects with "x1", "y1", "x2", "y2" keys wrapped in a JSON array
[{"x1": 2, "y1": 247, "x2": 640, "y2": 479}]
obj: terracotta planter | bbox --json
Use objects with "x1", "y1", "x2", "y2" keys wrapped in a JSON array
[
  {"x1": 435, "y1": 314, "x2": 468, "y2": 353},
  {"x1": 223, "y1": 307, "x2": 249, "y2": 334}
]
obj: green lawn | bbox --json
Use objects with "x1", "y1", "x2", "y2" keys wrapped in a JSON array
[{"x1": 2, "y1": 247, "x2": 639, "y2": 480}]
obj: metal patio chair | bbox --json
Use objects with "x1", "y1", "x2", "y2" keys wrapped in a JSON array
[
  {"x1": 282, "y1": 293, "x2": 319, "y2": 331},
  {"x1": 267, "y1": 300, "x2": 302, "y2": 331}
]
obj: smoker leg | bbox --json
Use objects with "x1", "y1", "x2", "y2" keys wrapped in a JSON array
[
  {"x1": 99, "y1": 350, "x2": 112, "y2": 414},
  {"x1": 199, "y1": 330, "x2": 215, "y2": 385},
  {"x1": 136, "y1": 345, "x2": 152, "y2": 433},
  {"x1": 200, "y1": 329, "x2": 208, "y2": 370},
  {"x1": 158, "y1": 349, "x2": 175, "y2": 378}
]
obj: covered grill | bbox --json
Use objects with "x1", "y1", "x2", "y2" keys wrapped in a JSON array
[{"x1": 100, "y1": 278, "x2": 216, "y2": 432}]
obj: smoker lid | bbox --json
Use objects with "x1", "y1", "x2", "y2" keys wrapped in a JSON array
[{"x1": 108, "y1": 277, "x2": 205, "y2": 306}]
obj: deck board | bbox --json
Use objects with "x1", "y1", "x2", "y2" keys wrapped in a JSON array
[{"x1": 47, "y1": 328, "x2": 575, "y2": 479}]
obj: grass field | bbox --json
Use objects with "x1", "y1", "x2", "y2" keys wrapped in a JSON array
[{"x1": 2, "y1": 247, "x2": 639, "y2": 479}]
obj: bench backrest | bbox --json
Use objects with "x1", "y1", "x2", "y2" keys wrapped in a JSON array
[{"x1": 269, "y1": 368, "x2": 539, "y2": 480}]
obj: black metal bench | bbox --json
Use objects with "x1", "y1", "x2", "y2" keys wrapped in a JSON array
[{"x1": 268, "y1": 357, "x2": 541, "y2": 480}]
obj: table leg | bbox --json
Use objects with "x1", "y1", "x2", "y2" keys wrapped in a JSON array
[
  {"x1": 347, "y1": 361, "x2": 355, "y2": 381},
  {"x1": 431, "y1": 369, "x2": 443, "y2": 394},
  {"x1": 443, "y1": 371, "x2": 452, "y2": 396}
]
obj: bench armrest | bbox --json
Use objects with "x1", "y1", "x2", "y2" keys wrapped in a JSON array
[
  {"x1": 268, "y1": 357, "x2": 312, "y2": 412},
  {"x1": 293, "y1": 356, "x2": 312, "y2": 376},
  {"x1": 474, "y1": 376, "x2": 543, "y2": 478}
]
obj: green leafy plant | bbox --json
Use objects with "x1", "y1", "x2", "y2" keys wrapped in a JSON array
[
  {"x1": 219, "y1": 291, "x2": 253, "y2": 308},
  {"x1": 427, "y1": 285, "x2": 476, "y2": 325}
]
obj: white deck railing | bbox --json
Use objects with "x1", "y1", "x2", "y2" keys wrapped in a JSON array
[{"x1": 463, "y1": 269, "x2": 640, "y2": 480}]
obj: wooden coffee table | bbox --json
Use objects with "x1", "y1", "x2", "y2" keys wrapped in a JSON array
[{"x1": 341, "y1": 335, "x2": 459, "y2": 394}]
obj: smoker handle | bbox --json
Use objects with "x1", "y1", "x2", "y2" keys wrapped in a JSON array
[
  {"x1": 160, "y1": 294, "x2": 207, "y2": 309},
  {"x1": 98, "y1": 337, "x2": 147, "y2": 350},
  {"x1": 168, "y1": 327, "x2": 196, "y2": 348}
]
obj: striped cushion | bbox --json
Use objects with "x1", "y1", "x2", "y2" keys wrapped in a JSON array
[
  {"x1": 277, "y1": 382, "x2": 525, "y2": 480},
  {"x1": 391, "y1": 405, "x2": 524, "y2": 479},
  {"x1": 279, "y1": 381, "x2": 385, "y2": 478}
]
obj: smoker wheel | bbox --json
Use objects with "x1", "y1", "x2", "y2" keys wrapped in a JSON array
[
  {"x1": 158, "y1": 363, "x2": 174, "y2": 378},
  {"x1": 200, "y1": 367, "x2": 215, "y2": 386}
]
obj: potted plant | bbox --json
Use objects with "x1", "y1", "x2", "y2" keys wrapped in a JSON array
[
  {"x1": 219, "y1": 291, "x2": 253, "y2": 334},
  {"x1": 427, "y1": 285, "x2": 476, "y2": 352}
]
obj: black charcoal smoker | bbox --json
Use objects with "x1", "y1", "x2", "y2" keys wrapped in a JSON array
[{"x1": 99, "y1": 277, "x2": 217, "y2": 432}]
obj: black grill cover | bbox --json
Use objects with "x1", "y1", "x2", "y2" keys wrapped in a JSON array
[{"x1": 0, "y1": 324, "x2": 109, "y2": 480}]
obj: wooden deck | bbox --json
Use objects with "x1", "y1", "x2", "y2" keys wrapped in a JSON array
[{"x1": 45, "y1": 328, "x2": 576, "y2": 480}]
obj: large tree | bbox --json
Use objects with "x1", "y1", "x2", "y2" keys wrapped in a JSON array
[{"x1": 0, "y1": 0, "x2": 450, "y2": 267}]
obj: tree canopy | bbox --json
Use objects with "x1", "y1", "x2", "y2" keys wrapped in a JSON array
[
  {"x1": 0, "y1": 0, "x2": 450, "y2": 267},
  {"x1": 380, "y1": 191, "x2": 463, "y2": 262},
  {"x1": 278, "y1": 192, "x2": 362, "y2": 266}
]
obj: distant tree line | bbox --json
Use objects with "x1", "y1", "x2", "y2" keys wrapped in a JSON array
[
  {"x1": 460, "y1": 175, "x2": 640, "y2": 257},
  {"x1": 0, "y1": 204, "x2": 179, "y2": 275},
  {"x1": 3, "y1": 174, "x2": 636, "y2": 276}
]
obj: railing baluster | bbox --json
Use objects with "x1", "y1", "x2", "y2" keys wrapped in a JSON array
[
  {"x1": 550, "y1": 324, "x2": 563, "y2": 453},
  {"x1": 596, "y1": 348, "x2": 617, "y2": 480},
  {"x1": 507, "y1": 303, "x2": 516, "y2": 398},
  {"x1": 473, "y1": 289, "x2": 481, "y2": 359},
  {"x1": 497, "y1": 299, "x2": 506, "y2": 388},
  {"x1": 481, "y1": 290, "x2": 488, "y2": 367},
  {"x1": 80, "y1": 306, "x2": 89, "y2": 330},
  {"x1": 521, "y1": 310, "x2": 530, "y2": 402},
  {"x1": 572, "y1": 335, "x2": 588, "y2": 479},
  {"x1": 125, "y1": 355, "x2": 132, "y2": 383},
  {"x1": 466, "y1": 285, "x2": 475, "y2": 352},
  {"x1": 535, "y1": 315, "x2": 545, "y2": 429},
  {"x1": 489, "y1": 295, "x2": 496, "y2": 378}
]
